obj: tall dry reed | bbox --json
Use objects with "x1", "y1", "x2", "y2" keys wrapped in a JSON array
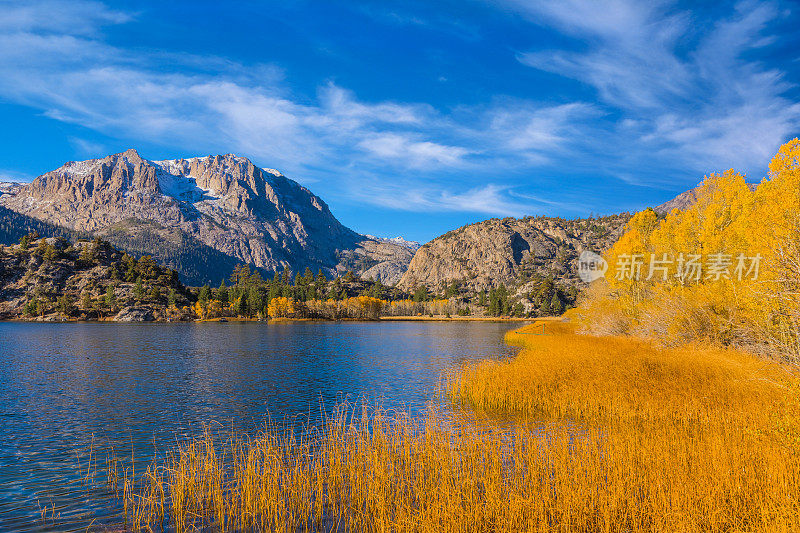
[
  {"x1": 112, "y1": 321, "x2": 800, "y2": 532},
  {"x1": 449, "y1": 321, "x2": 800, "y2": 531}
]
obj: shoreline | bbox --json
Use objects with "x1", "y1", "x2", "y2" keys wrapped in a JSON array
[
  {"x1": 0, "y1": 315, "x2": 555, "y2": 324},
  {"x1": 379, "y1": 315, "x2": 533, "y2": 322}
]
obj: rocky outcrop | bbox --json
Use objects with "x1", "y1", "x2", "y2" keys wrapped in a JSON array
[
  {"x1": 337, "y1": 237, "x2": 419, "y2": 286},
  {"x1": 398, "y1": 214, "x2": 630, "y2": 293},
  {"x1": 0, "y1": 237, "x2": 192, "y2": 321},
  {"x1": 653, "y1": 189, "x2": 700, "y2": 215},
  {"x1": 0, "y1": 150, "x2": 413, "y2": 285},
  {"x1": 114, "y1": 306, "x2": 155, "y2": 322}
]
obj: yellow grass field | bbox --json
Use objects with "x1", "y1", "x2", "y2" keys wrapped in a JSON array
[
  {"x1": 450, "y1": 320, "x2": 800, "y2": 531},
  {"x1": 114, "y1": 321, "x2": 800, "y2": 532}
]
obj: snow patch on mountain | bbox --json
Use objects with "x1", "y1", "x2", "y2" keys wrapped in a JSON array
[
  {"x1": 61, "y1": 160, "x2": 102, "y2": 178},
  {"x1": 151, "y1": 160, "x2": 220, "y2": 203},
  {"x1": 365, "y1": 234, "x2": 421, "y2": 251},
  {"x1": 262, "y1": 168, "x2": 284, "y2": 178}
]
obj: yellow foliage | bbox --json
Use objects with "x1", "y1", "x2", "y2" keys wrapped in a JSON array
[
  {"x1": 116, "y1": 321, "x2": 800, "y2": 532},
  {"x1": 592, "y1": 139, "x2": 800, "y2": 358},
  {"x1": 447, "y1": 321, "x2": 800, "y2": 531},
  {"x1": 206, "y1": 300, "x2": 223, "y2": 318},
  {"x1": 267, "y1": 297, "x2": 296, "y2": 318}
]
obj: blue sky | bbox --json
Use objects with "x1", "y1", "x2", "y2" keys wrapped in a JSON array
[{"x1": 1, "y1": 0, "x2": 798, "y2": 242}]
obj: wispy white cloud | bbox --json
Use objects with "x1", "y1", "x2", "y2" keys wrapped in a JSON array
[
  {"x1": 485, "y1": 101, "x2": 600, "y2": 163},
  {"x1": 359, "y1": 183, "x2": 542, "y2": 216},
  {"x1": 510, "y1": 0, "x2": 800, "y2": 182},
  {"x1": 358, "y1": 133, "x2": 472, "y2": 167},
  {"x1": 69, "y1": 137, "x2": 107, "y2": 157},
  {"x1": 0, "y1": 0, "x2": 591, "y2": 216},
  {"x1": 0, "y1": 0, "x2": 130, "y2": 34}
]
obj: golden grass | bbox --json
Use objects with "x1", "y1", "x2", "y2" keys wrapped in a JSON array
[
  {"x1": 450, "y1": 320, "x2": 800, "y2": 531},
  {"x1": 111, "y1": 321, "x2": 800, "y2": 532},
  {"x1": 113, "y1": 407, "x2": 578, "y2": 532}
]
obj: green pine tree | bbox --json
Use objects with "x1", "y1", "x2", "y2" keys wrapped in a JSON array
[
  {"x1": 198, "y1": 284, "x2": 211, "y2": 305},
  {"x1": 134, "y1": 277, "x2": 145, "y2": 301},
  {"x1": 105, "y1": 285, "x2": 116, "y2": 308},
  {"x1": 216, "y1": 281, "x2": 229, "y2": 304}
]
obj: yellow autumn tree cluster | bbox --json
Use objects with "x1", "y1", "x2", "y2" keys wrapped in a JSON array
[
  {"x1": 302, "y1": 296, "x2": 385, "y2": 319},
  {"x1": 383, "y1": 299, "x2": 460, "y2": 317},
  {"x1": 579, "y1": 139, "x2": 800, "y2": 360},
  {"x1": 267, "y1": 296, "x2": 385, "y2": 320},
  {"x1": 267, "y1": 297, "x2": 297, "y2": 318}
]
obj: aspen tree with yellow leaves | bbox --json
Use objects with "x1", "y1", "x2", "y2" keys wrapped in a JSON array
[{"x1": 580, "y1": 139, "x2": 800, "y2": 361}]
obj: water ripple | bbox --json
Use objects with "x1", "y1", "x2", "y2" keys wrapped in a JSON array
[{"x1": 0, "y1": 320, "x2": 517, "y2": 532}]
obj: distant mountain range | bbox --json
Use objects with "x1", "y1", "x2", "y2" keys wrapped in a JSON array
[
  {"x1": 0, "y1": 149, "x2": 707, "y2": 294},
  {"x1": 0, "y1": 150, "x2": 416, "y2": 286}
]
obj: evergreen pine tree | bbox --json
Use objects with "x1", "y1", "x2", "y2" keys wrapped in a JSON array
[
  {"x1": 413, "y1": 286, "x2": 429, "y2": 303},
  {"x1": 487, "y1": 288, "x2": 498, "y2": 316},
  {"x1": 216, "y1": 280, "x2": 229, "y2": 304},
  {"x1": 105, "y1": 285, "x2": 116, "y2": 308},
  {"x1": 304, "y1": 267, "x2": 314, "y2": 284},
  {"x1": 550, "y1": 294, "x2": 564, "y2": 316},
  {"x1": 198, "y1": 284, "x2": 211, "y2": 305},
  {"x1": 134, "y1": 277, "x2": 145, "y2": 301},
  {"x1": 248, "y1": 286, "x2": 264, "y2": 317},
  {"x1": 81, "y1": 290, "x2": 92, "y2": 310}
]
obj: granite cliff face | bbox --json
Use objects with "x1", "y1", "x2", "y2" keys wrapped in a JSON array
[
  {"x1": 398, "y1": 214, "x2": 630, "y2": 294},
  {"x1": 0, "y1": 150, "x2": 414, "y2": 285}
]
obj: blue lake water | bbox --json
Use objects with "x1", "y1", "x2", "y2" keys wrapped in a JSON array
[{"x1": 0, "y1": 320, "x2": 518, "y2": 532}]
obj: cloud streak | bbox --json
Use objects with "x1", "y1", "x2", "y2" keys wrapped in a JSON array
[
  {"x1": 357, "y1": 183, "x2": 548, "y2": 217},
  {"x1": 1, "y1": 0, "x2": 798, "y2": 224},
  {"x1": 511, "y1": 0, "x2": 800, "y2": 182}
]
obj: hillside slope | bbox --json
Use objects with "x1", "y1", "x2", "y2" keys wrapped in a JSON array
[
  {"x1": 398, "y1": 214, "x2": 630, "y2": 294},
  {"x1": 0, "y1": 236, "x2": 193, "y2": 321},
  {"x1": 0, "y1": 150, "x2": 414, "y2": 285}
]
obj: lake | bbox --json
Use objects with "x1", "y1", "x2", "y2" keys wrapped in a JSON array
[{"x1": 0, "y1": 320, "x2": 519, "y2": 532}]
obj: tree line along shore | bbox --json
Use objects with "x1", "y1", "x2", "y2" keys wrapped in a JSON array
[{"x1": 0, "y1": 233, "x2": 568, "y2": 322}]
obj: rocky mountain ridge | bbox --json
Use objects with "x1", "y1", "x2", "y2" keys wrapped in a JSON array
[
  {"x1": 0, "y1": 150, "x2": 413, "y2": 285},
  {"x1": 398, "y1": 214, "x2": 631, "y2": 296}
]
